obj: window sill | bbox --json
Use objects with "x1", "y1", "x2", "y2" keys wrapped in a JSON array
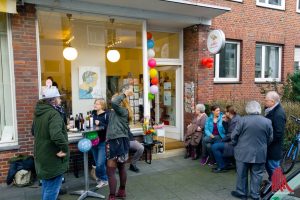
[
  {"x1": 0, "y1": 145, "x2": 20, "y2": 152},
  {"x1": 256, "y1": 4, "x2": 285, "y2": 11},
  {"x1": 214, "y1": 79, "x2": 241, "y2": 84}
]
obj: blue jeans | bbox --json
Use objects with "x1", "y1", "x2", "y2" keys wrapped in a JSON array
[
  {"x1": 266, "y1": 159, "x2": 280, "y2": 180},
  {"x1": 212, "y1": 142, "x2": 226, "y2": 169},
  {"x1": 41, "y1": 174, "x2": 63, "y2": 200},
  {"x1": 91, "y1": 141, "x2": 108, "y2": 181}
]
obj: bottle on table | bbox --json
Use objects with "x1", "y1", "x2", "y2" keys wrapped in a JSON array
[
  {"x1": 89, "y1": 111, "x2": 94, "y2": 128},
  {"x1": 79, "y1": 113, "x2": 85, "y2": 131},
  {"x1": 69, "y1": 114, "x2": 74, "y2": 129},
  {"x1": 75, "y1": 114, "x2": 80, "y2": 129}
]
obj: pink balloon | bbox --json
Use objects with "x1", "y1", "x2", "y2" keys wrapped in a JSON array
[
  {"x1": 148, "y1": 58, "x2": 156, "y2": 68},
  {"x1": 150, "y1": 85, "x2": 158, "y2": 94},
  {"x1": 91, "y1": 137, "x2": 100, "y2": 147}
]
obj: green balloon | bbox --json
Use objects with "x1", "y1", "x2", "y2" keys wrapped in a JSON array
[
  {"x1": 148, "y1": 93, "x2": 155, "y2": 100},
  {"x1": 86, "y1": 131, "x2": 98, "y2": 140}
]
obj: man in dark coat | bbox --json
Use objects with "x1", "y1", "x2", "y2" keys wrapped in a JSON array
[
  {"x1": 211, "y1": 105, "x2": 241, "y2": 173},
  {"x1": 231, "y1": 101, "x2": 273, "y2": 200},
  {"x1": 264, "y1": 91, "x2": 286, "y2": 180}
]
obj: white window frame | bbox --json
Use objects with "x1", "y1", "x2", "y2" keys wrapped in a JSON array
[
  {"x1": 297, "y1": 0, "x2": 300, "y2": 13},
  {"x1": 256, "y1": 0, "x2": 285, "y2": 10},
  {"x1": 214, "y1": 41, "x2": 241, "y2": 83},
  {"x1": 229, "y1": 0, "x2": 243, "y2": 2},
  {"x1": 294, "y1": 47, "x2": 300, "y2": 71},
  {"x1": 255, "y1": 44, "x2": 282, "y2": 83},
  {"x1": 0, "y1": 14, "x2": 18, "y2": 148}
]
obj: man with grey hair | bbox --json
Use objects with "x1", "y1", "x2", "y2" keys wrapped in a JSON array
[
  {"x1": 264, "y1": 91, "x2": 286, "y2": 181},
  {"x1": 231, "y1": 101, "x2": 273, "y2": 200}
]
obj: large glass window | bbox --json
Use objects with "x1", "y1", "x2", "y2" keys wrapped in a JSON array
[
  {"x1": 151, "y1": 32, "x2": 179, "y2": 59},
  {"x1": 214, "y1": 41, "x2": 240, "y2": 82},
  {"x1": 38, "y1": 11, "x2": 143, "y2": 127},
  {"x1": 0, "y1": 13, "x2": 17, "y2": 147},
  {"x1": 257, "y1": 0, "x2": 285, "y2": 10},
  {"x1": 298, "y1": 0, "x2": 300, "y2": 12},
  {"x1": 255, "y1": 44, "x2": 282, "y2": 82}
]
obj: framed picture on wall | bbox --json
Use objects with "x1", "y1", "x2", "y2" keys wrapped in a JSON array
[{"x1": 79, "y1": 66, "x2": 102, "y2": 99}]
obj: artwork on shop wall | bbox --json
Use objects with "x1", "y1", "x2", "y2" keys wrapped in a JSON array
[
  {"x1": 164, "y1": 91, "x2": 172, "y2": 106},
  {"x1": 79, "y1": 66, "x2": 102, "y2": 99}
]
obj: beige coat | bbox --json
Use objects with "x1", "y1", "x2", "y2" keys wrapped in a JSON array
[{"x1": 184, "y1": 113, "x2": 207, "y2": 147}]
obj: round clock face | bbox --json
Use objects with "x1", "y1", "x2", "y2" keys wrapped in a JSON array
[{"x1": 161, "y1": 43, "x2": 169, "y2": 58}]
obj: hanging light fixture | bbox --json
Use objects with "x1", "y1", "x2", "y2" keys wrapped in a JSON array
[
  {"x1": 106, "y1": 18, "x2": 120, "y2": 63},
  {"x1": 63, "y1": 14, "x2": 78, "y2": 61}
]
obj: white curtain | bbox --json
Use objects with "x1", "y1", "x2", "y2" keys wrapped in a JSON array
[{"x1": 0, "y1": 20, "x2": 13, "y2": 142}]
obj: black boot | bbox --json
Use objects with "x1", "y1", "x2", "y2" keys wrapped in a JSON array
[{"x1": 184, "y1": 147, "x2": 190, "y2": 159}]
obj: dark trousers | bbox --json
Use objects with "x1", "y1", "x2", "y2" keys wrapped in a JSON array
[
  {"x1": 201, "y1": 135, "x2": 221, "y2": 159},
  {"x1": 235, "y1": 161, "x2": 264, "y2": 199}
]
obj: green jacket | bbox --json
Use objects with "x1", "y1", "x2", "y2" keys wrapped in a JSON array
[
  {"x1": 33, "y1": 101, "x2": 69, "y2": 180},
  {"x1": 106, "y1": 94, "x2": 130, "y2": 140}
]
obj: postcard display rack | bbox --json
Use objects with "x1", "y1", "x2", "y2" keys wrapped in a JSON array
[{"x1": 124, "y1": 78, "x2": 141, "y2": 124}]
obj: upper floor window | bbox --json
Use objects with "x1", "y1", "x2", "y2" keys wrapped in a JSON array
[
  {"x1": 256, "y1": 0, "x2": 285, "y2": 10},
  {"x1": 229, "y1": 0, "x2": 243, "y2": 2},
  {"x1": 294, "y1": 47, "x2": 300, "y2": 72},
  {"x1": 255, "y1": 44, "x2": 282, "y2": 82},
  {"x1": 297, "y1": 0, "x2": 300, "y2": 12},
  {"x1": 214, "y1": 41, "x2": 240, "y2": 83},
  {"x1": 0, "y1": 13, "x2": 17, "y2": 148}
]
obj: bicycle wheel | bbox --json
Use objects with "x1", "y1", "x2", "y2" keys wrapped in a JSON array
[{"x1": 281, "y1": 143, "x2": 298, "y2": 174}]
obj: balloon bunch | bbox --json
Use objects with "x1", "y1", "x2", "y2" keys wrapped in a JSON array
[
  {"x1": 201, "y1": 57, "x2": 214, "y2": 68},
  {"x1": 147, "y1": 32, "x2": 158, "y2": 100},
  {"x1": 78, "y1": 131, "x2": 99, "y2": 153}
]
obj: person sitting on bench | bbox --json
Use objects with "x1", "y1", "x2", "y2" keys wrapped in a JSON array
[{"x1": 128, "y1": 131, "x2": 144, "y2": 173}]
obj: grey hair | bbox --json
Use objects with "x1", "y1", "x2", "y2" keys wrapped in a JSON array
[
  {"x1": 245, "y1": 101, "x2": 261, "y2": 115},
  {"x1": 119, "y1": 83, "x2": 132, "y2": 93},
  {"x1": 266, "y1": 91, "x2": 280, "y2": 103},
  {"x1": 196, "y1": 104, "x2": 205, "y2": 113}
]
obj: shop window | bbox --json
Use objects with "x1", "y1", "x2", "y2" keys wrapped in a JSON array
[
  {"x1": 38, "y1": 11, "x2": 143, "y2": 128},
  {"x1": 255, "y1": 44, "x2": 282, "y2": 82},
  {"x1": 150, "y1": 32, "x2": 179, "y2": 59},
  {"x1": 256, "y1": 0, "x2": 285, "y2": 10},
  {"x1": 0, "y1": 13, "x2": 17, "y2": 147},
  {"x1": 214, "y1": 41, "x2": 240, "y2": 83},
  {"x1": 294, "y1": 48, "x2": 300, "y2": 72}
]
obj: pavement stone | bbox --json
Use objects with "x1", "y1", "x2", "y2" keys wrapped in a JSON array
[{"x1": 0, "y1": 156, "x2": 244, "y2": 200}]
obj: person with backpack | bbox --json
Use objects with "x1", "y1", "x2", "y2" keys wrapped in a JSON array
[{"x1": 91, "y1": 98, "x2": 109, "y2": 189}]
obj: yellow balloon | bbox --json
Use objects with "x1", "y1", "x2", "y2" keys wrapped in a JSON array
[{"x1": 149, "y1": 68, "x2": 157, "y2": 78}]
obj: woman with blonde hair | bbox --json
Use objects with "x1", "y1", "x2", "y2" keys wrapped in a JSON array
[
  {"x1": 106, "y1": 84, "x2": 134, "y2": 200},
  {"x1": 91, "y1": 98, "x2": 109, "y2": 188}
]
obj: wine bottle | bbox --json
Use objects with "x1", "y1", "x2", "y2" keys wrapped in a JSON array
[{"x1": 75, "y1": 114, "x2": 79, "y2": 129}]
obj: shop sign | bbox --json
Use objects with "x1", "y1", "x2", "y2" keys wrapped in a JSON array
[{"x1": 207, "y1": 29, "x2": 225, "y2": 54}]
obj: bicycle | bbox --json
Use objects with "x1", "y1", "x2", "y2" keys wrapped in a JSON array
[{"x1": 280, "y1": 115, "x2": 300, "y2": 174}]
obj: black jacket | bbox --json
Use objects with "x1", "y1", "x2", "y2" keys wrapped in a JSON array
[
  {"x1": 265, "y1": 103, "x2": 286, "y2": 160},
  {"x1": 92, "y1": 110, "x2": 110, "y2": 142},
  {"x1": 223, "y1": 115, "x2": 241, "y2": 157}
]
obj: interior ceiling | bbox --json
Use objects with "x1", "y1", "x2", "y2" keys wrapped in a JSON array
[{"x1": 38, "y1": 11, "x2": 142, "y2": 47}]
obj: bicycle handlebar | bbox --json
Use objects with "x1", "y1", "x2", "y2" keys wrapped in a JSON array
[{"x1": 290, "y1": 115, "x2": 300, "y2": 124}]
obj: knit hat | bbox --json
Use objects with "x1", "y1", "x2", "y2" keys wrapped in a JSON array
[{"x1": 41, "y1": 86, "x2": 62, "y2": 99}]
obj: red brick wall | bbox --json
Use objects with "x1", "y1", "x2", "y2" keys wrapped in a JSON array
[
  {"x1": 0, "y1": 4, "x2": 38, "y2": 184},
  {"x1": 183, "y1": 0, "x2": 300, "y2": 132}
]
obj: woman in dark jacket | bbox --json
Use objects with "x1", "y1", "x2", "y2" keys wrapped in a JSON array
[
  {"x1": 106, "y1": 84, "x2": 134, "y2": 200},
  {"x1": 91, "y1": 98, "x2": 109, "y2": 188}
]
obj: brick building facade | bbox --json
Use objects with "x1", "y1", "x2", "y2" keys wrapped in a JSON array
[{"x1": 0, "y1": 0, "x2": 299, "y2": 183}]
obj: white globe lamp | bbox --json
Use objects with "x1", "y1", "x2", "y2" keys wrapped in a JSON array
[
  {"x1": 107, "y1": 49, "x2": 120, "y2": 63},
  {"x1": 63, "y1": 47, "x2": 78, "y2": 61}
]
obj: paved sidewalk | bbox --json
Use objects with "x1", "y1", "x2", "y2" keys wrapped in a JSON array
[{"x1": 1, "y1": 156, "x2": 238, "y2": 200}]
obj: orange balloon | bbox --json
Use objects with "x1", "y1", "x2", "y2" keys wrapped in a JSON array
[
  {"x1": 151, "y1": 77, "x2": 159, "y2": 85},
  {"x1": 147, "y1": 32, "x2": 152, "y2": 40}
]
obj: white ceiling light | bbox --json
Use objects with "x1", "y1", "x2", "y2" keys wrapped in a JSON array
[
  {"x1": 107, "y1": 49, "x2": 120, "y2": 63},
  {"x1": 63, "y1": 47, "x2": 78, "y2": 61}
]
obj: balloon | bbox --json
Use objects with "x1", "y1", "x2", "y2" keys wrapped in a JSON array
[
  {"x1": 78, "y1": 138, "x2": 92, "y2": 153},
  {"x1": 149, "y1": 68, "x2": 158, "y2": 78},
  {"x1": 147, "y1": 32, "x2": 152, "y2": 40},
  {"x1": 86, "y1": 131, "x2": 98, "y2": 140},
  {"x1": 150, "y1": 85, "x2": 159, "y2": 94},
  {"x1": 148, "y1": 93, "x2": 155, "y2": 100},
  {"x1": 91, "y1": 137, "x2": 100, "y2": 147},
  {"x1": 147, "y1": 49, "x2": 155, "y2": 58},
  {"x1": 207, "y1": 58, "x2": 214, "y2": 64},
  {"x1": 147, "y1": 40, "x2": 154, "y2": 49},
  {"x1": 151, "y1": 77, "x2": 159, "y2": 85},
  {"x1": 148, "y1": 58, "x2": 156, "y2": 68},
  {"x1": 206, "y1": 62, "x2": 213, "y2": 68},
  {"x1": 201, "y1": 58, "x2": 208, "y2": 66}
]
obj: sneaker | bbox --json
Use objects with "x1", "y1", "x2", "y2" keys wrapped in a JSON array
[
  {"x1": 231, "y1": 191, "x2": 247, "y2": 200},
  {"x1": 200, "y1": 156, "x2": 209, "y2": 165},
  {"x1": 96, "y1": 180, "x2": 108, "y2": 188}
]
